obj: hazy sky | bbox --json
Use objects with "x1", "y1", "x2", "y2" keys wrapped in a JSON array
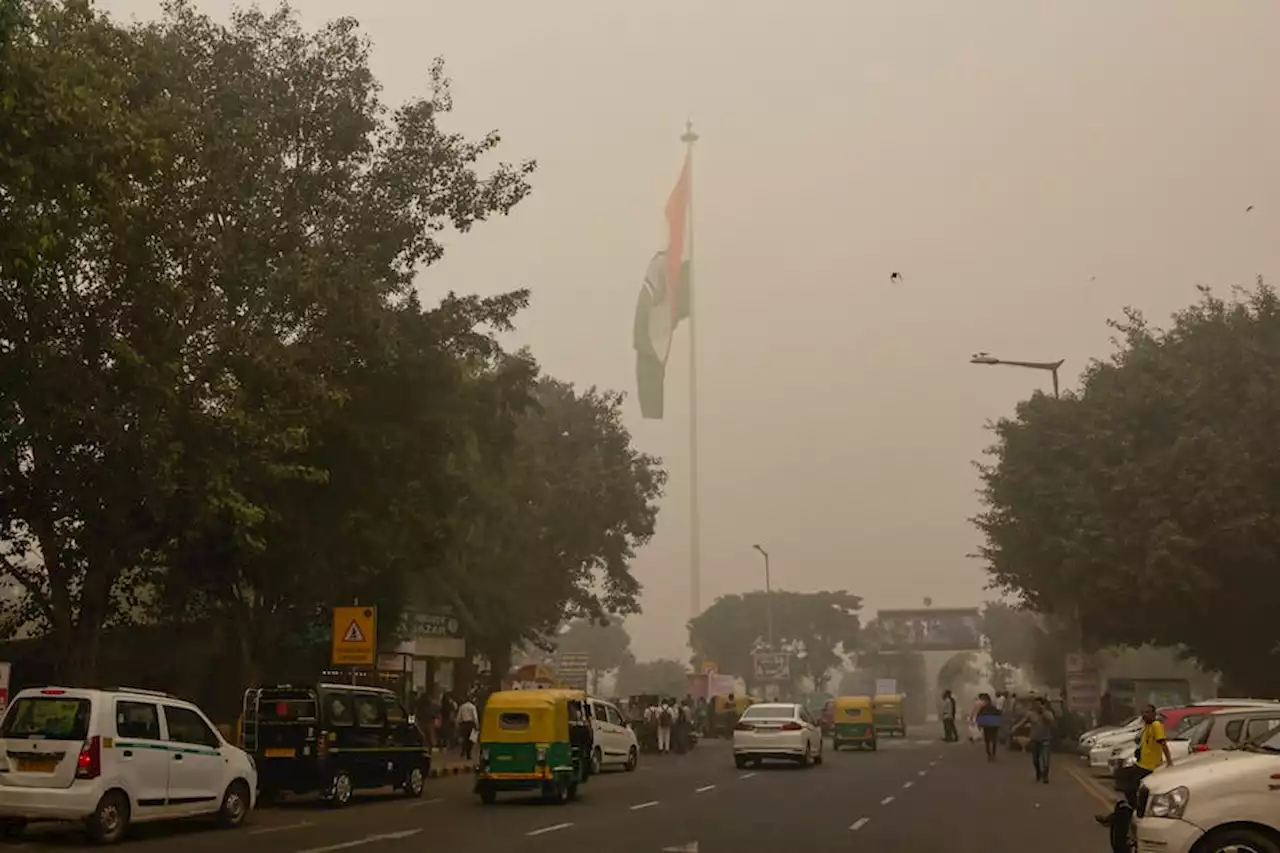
[{"x1": 101, "y1": 0, "x2": 1280, "y2": 662}]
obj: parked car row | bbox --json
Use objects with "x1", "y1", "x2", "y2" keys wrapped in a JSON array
[
  {"x1": 0, "y1": 682, "x2": 646, "y2": 844},
  {"x1": 1077, "y1": 698, "x2": 1280, "y2": 853}
]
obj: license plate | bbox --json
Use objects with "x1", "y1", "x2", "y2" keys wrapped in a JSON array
[
  {"x1": 15, "y1": 758, "x2": 58, "y2": 773},
  {"x1": 264, "y1": 748, "x2": 296, "y2": 758}
]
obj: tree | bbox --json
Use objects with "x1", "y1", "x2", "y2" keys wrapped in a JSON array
[
  {"x1": 687, "y1": 590, "x2": 861, "y2": 691},
  {"x1": 936, "y1": 652, "x2": 980, "y2": 696},
  {"x1": 615, "y1": 659, "x2": 689, "y2": 699},
  {"x1": 976, "y1": 281, "x2": 1280, "y2": 695},
  {"x1": 436, "y1": 378, "x2": 666, "y2": 686}
]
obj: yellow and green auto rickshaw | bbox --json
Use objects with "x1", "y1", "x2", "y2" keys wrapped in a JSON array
[
  {"x1": 474, "y1": 689, "x2": 592, "y2": 805},
  {"x1": 873, "y1": 693, "x2": 906, "y2": 738},
  {"x1": 831, "y1": 696, "x2": 877, "y2": 751}
]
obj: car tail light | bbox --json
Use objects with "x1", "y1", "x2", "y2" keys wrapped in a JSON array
[
  {"x1": 77, "y1": 736, "x2": 101, "y2": 780},
  {"x1": 1193, "y1": 745, "x2": 1208, "y2": 752},
  {"x1": 536, "y1": 746, "x2": 548, "y2": 762},
  {"x1": 781, "y1": 722, "x2": 803, "y2": 731},
  {"x1": 41, "y1": 688, "x2": 66, "y2": 695},
  {"x1": 735, "y1": 722, "x2": 755, "y2": 732}
]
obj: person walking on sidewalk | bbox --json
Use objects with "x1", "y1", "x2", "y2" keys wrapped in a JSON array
[
  {"x1": 939, "y1": 689, "x2": 958, "y2": 742},
  {"x1": 1020, "y1": 696, "x2": 1056, "y2": 783},
  {"x1": 456, "y1": 694, "x2": 478, "y2": 760}
]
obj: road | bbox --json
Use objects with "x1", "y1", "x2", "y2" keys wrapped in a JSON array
[{"x1": 12, "y1": 737, "x2": 1116, "y2": 852}]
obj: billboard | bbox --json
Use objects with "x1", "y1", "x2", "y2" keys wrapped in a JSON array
[
  {"x1": 876, "y1": 607, "x2": 981, "y2": 652},
  {"x1": 753, "y1": 651, "x2": 791, "y2": 682}
]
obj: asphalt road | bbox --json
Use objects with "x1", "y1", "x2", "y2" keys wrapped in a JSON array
[{"x1": 11, "y1": 737, "x2": 1116, "y2": 852}]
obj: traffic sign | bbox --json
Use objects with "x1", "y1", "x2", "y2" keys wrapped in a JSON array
[
  {"x1": 332, "y1": 606, "x2": 376, "y2": 666},
  {"x1": 700, "y1": 661, "x2": 717, "y2": 674}
]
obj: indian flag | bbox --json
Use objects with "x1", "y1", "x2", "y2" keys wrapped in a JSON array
[{"x1": 634, "y1": 153, "x2": 692, "y2": 419}]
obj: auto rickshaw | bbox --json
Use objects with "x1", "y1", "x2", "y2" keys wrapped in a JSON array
[
  {"x1": 831, "y1": 695, "x2": 877, "y2": 750},
  {"x1": 873, "y1": 693, "x2": 907, "y2": 737},
  {"x1": 474, "y1": 689, "x2": 592, "y2": 805},
  {"x1": 712, "y1": 695, "x2": 756, "y2": 737}
]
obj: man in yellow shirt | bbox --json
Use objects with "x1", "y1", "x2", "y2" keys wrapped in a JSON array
[{"x1": 1097, "y1": 704, "x2": 1175, "y2": 851}]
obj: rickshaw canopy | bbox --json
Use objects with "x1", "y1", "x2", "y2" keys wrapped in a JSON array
[
  {"x1": 835, "y1": 695, "x2": 874, "y2": 719},
  {"x1": 480, "y1": 690, "x2": 571, "y2": 744}
]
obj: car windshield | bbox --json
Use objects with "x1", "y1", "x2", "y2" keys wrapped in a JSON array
[
  {"x1": 740, "y1": 705, "x2": 796, "y2": 720},
  {"x1": 0, "y1": 696, "x2": 91, "y2": 740},
  {"x1": 1242, "y1": 726, "x2": 1280, "y2": 753}
]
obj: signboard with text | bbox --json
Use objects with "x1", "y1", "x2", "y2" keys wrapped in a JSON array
[
  {"x1": 876, "y1": 607, "x2": 981, "y2": 652},
  {"x1": 557, "y1": 652, "x2": 590, "y2": 690},
  {"x1": 753, "y1": 651, "x2": 791, "y2": 682},
  {"x1": 331, "y1": 606, "x2": 377, "y2": 666}
]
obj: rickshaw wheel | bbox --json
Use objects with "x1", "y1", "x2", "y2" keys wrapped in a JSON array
[
  {"x1": 567, "y1": 780, "x2": 580, "y2": 801},
  {"x1": 543, "y1": 780, "x2": 570, "y2": 805},
  {"x1": 831, "y1": 740, "x2": 840, "y2": 751},
  {"x1": 870, "y1": 740, "x2": 878, "y2": 751},
  {"x1": 479, "y1": 787, "x2": 496, "y2": 805}
]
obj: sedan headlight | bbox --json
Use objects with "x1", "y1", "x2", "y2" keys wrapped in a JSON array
[
  {"x1": 1083, "y1": 736, "x2": 1096, "y2": 748},
  {"x1": 1149, "y1": 786, "x2": 1190, "y2": 820}
]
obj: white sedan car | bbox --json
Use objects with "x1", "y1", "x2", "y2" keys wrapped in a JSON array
[{"x1": 732, "y1": 703, "x2": 824, "y2": 769}]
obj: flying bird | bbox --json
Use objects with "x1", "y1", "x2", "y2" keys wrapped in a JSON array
[
  {"x1": 1246, "y1": 205, "x2": 1255, "y2": 213},
  {"x1": 890, "y1": 272, "x2": 903, "y2": 284}
]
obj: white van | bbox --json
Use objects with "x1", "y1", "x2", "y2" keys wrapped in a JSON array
[
  {"x1": 1133, "y1": 724, "x2": 1280, "y2": 853},
  {"x1": 0, "y1": 686, "x2": 257, "y2": 844},
  {"x1": 586, "y1": 698, "x2": 639, "y2": 773}
]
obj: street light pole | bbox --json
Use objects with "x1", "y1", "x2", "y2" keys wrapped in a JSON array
[
  {"x1": 969, "y1": 353, "x2": 1064, "y2": 399},
  {"x1": 752, "y1": 544, "x2": 774, "y2": 650}
]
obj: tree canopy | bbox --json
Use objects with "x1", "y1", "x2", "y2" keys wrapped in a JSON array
[
  {"x1": 554, "y1": 617, "x2": 635, "y2": 674},
  {"x1": 0, "y1": 0, "x2": 663, "y2": 695},
  {"x1": 615, "y1": 658, "x2": 689, "y2": 699},
  {"x1": 687, "y1": 590, "x2": 862, "y2": 691},
  {"x1": 976, "y1": 281, "x2": 1280, "y2": 695}
]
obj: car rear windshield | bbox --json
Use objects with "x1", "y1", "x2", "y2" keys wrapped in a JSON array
[
  {"x1": 741, "y1": 705, "x2": 795, "y2": 720},
  {"x1": 1, "y1": 697, "x2": 91, "y2": 740},
  {"x1": 258, "y1": 695, "x2": 318, "y2": 723}
]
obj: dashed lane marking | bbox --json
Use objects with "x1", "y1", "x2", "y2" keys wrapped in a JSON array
[
  {"x1": 527, "y1": 823, "x2": 574, "y2": 837},
  {"x1": 880, "y1": 796, "x2": 895, "y2": 805},
  {"x1": 631, "y1": 800, "x2": 660, "y2": 811},
  {"x1": 295, "y1": 829, "x2": 422, "y2": 853},
  {"x1": 249, "y1": 820, "x2": 313, "y2": 835},
  {"x1": 1066, "y1": 764, "x2": 1117, "y2": 810},
  {"x1": 918, "y1": 770, "x2": 928, "y2": 776},
  {"x1": 739, "y1": 772, "x2": 757, "y2": 780},
  {"x1": 902, "y1": 781, "x2": 914, "y2": 789},
  {"x1": 849, "y1": 817, "x2": 870, "y2": 831},
  {"x1": 695, "y1": 784, "x2": 716, "y2": 793},
  {"x1": 406, "y1": 796, "x2": 445, "y2": 808}
]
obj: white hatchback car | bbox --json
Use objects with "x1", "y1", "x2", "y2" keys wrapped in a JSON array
[
  {"x1": 0, "y1": 686, "x2": 257, "y2": 844},
  {"x1": 587, "y1": 698, "x2": 639, "y2": 773},
  {"x1": 732, "y1": 702, "x2": 824, "y2": 769}
]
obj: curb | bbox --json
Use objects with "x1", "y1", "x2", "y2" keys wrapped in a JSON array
[{"x1": 429, "y1": 764, "x2": 474, "y2": 778}]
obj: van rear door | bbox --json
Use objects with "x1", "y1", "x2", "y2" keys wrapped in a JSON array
[
  {"x1": 253, "y1": 689, "x2": 320, "y2": 759},
  {"x1": 0, "y1": 690, "x2": 93, "y2": 789}
]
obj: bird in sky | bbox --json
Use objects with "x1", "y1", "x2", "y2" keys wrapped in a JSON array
[
  {"x1": 1246, "y1": 205, "x2": 1254, "y2": 213},
  {"x1": 890, "y1": 272, "x2": 903, "y2": 284}
]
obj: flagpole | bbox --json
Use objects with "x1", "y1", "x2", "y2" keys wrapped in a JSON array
[{"x1": 681, "y1": 120, "x2": 701, "y2": 621}]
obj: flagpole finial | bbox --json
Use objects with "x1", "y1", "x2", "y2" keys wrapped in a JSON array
[{"x1": 681, "y1": 119, "x2": 699, "y2": 145}]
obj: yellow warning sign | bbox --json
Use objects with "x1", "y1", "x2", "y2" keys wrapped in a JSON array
[{"x1": 331, "y1": 606, "x2": 376, "y2": 666}]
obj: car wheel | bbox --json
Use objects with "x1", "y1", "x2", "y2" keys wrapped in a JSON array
[
  {"x1": 814, "y1": 740, "x2": 824, "y2": 765},
  {"x1": 0, "y1": 818, "x2": 26, "y2": 839},
  {"x1": 734, "y1": 755, "x2": 748, "y2": 769},
  {"x1": 217, "y1": 779, "x2": 252, "y2": 828},
  {"x1": 86, "y1": 789, "x2": 130, "y2": 845},
  {"x1": 625, "y1": 746, "x2": 639, "y2": 772},
  {"x1": 402, "y1": 763, "x2": 426, "y2": 798},
  {"x1": 800, "y1": 743, "x2": 812, "y2": 767},
  {"x1": 1200, "y1": 827, "x2": 1280, "y2": 853},
  {"x1": 326, "y1": 769, "x2": 354, "y2": 808},
  {"x1": 591, "y1": 747, "x2": 603, "y2": 775}
]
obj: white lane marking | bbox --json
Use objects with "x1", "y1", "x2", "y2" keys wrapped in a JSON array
[
  {"x1": 902, "y1": 781, "x2": 914, "y2": 789},
  {"x1": 695, "y1": 784, "x2": 716, "y2": 793},
  {"x1": 929, "y1": 760, "x2": 938, "y2": 766},
  {"x1": 249, "y1": 820, "x2": 314, "y2": 835},
  {"x1": 406, "y1": 796, "x2": 444, "y2": 808},
  {"x1": 630, "y1": 800, "x2": 660, "y2": 810},
  {"x1": 527, "y1": 823, "x2": 574, "y2": 837},
  {"x1": 739, "y1": 771, "x2": 757, "y2": 779},
  {"x1": 849, "y1": 817, "x2": 870, "y2": 831},
  {"x1": 918, "y1": 770, "x2": 928, "y2": 776},
  {"x1": 296, "y1": 829, "x2": 422, "y2": 853},
  {"x1": 880, "y1": 795, "x2": 895, "y2": 805}
]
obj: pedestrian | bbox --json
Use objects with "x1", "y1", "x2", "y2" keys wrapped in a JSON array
[
  {"x1": 967, "y1": 694, "x2": 983, "y2": 744},
  {"x1": 656, "y1": 698, "x2": 675, "y2": 754},
  {"x1": 1018, "y1": 696, "x2": 1056, "y2": 783},
  {"x1": 975, "y1": 692, "x2": 1002, "y2": 761},
  {"x1": 1096, "y1": 704, "x2": 1174, "y2": 852},
  {"x1": 939, "y1": 689, "x2": 958, "y2": 742},
  {"x1": 674, "y1": 699, "x2": 691, "y2": 754},
  {"x1": 456, "y1": 694, "x2": 478, "y2": 760}
]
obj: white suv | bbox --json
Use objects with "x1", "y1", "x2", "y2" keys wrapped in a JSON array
[
  {"x1": 0, "y1": 686, "x2": 257, "y2": 844},
  {"x1": 587, "y1": 698, "x2": 639, "y2": 773}
]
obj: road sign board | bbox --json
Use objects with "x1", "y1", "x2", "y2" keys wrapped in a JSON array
[
  {"x1": 557, "y1": 652, "x2": 590, "y2": 690},
  {"x1": 753, "y1": 651, "x2": 790, "y2": 682},
  {"x1": 332, "y1": 606, "x2": 376, "y2": 666},
  {"x1": 700, "y1": 661, "x2": 717, "y2": 674}
]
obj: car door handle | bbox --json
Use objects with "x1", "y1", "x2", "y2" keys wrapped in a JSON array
[
  {"x1": 122, "y1": 750, "x2": 133, "y2": 758},
  {"x1": 173, "y1": 754, "x2": 183, "y2": 761}
]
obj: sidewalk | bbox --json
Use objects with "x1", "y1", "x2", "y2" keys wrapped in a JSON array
[{"x1": 429, "y1": 748, "x2": 475, "y2": 778}]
